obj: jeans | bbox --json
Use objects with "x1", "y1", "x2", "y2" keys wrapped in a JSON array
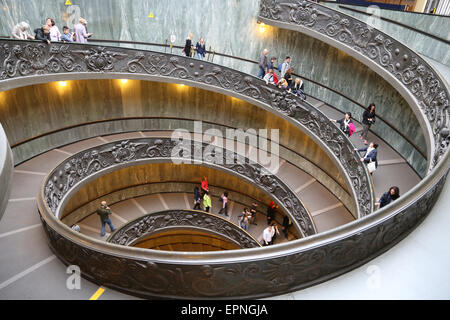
[
  {"x1": 197, "y1": 53, "x2": 204, "y2": 60},
  {"x1": 257, "y1": 67, "x2": 265, "y2": 79},
  {"x1": 100, "y1": 218, "x2": 115, "y2": 236}
]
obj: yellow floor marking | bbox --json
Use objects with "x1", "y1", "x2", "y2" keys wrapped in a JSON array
[{"x1": 89, "y1": 287, "x2": 105, "y2": 300}]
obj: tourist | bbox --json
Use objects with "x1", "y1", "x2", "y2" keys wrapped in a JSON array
[
  {"x1": 96, "y1": 201, "x2": 115, "y2": 237},
  {"x1": 11, "y1": 22, "x2": 34, "y2": 40},
  {"x1": 218, "y1": 191, "x2": 229, "y2": 217},
  {"x1": 263, "y1": 68, "x2": 278, "y2": 85},
  {"x1": 201, "y1": 176, "x2": 209, "y2": 196},
  {"x1": 291, "y1": 77, "x2": 304, "y2": 93},
  {"x1": 283, "y1": 67, "x2": 294, "y2": 88},
  {"x1": 193, "y1": 186, "x2": 202, "y2": 210},
  {"x1": 262, "y1": 224, "x2": 275, "y2": 246},
  {"x1": 278, "y1": 78, "x2": 289, "y2": 91},
  {"x1": 249, "y1": 202, "x2": 258, "y2": 225},
  {"x1": 331, "y1": 112, "x2": 354, "y2": 137},
  {"x1": 46, "y1": 17, "x2": 60, "y2": 41},
  {"x1": 203, "y1": 191, "x2": 211, "y2": 213},
  {"x1": 361, "y1": 103, "x2": 376, "y2": 145},
  {"x1": 239, "y1": 208, "x2": 250, "y2": 231},
  {"x1": 355, "y1": 142, "x2": 379, "y2": 173},
  {"x1": 34, "y1": 25, "x2": 51, "y2": 44},
  {"x1": 196, "y1": 37, "x2": 206, "y2": 60},
  {"x1": 184, "y1": 32, "x2": 194, "y2": 57},
  {"x1": 267, "y1": 201, "x2": 277, "y2": 225},
  {"x1": 60, "y1": 26, "x2": 74, "y2": 42},
  {"x1": 281, "y1": 216, "x2": 292, "y2": 239},
  {"x1": 74, "y1": 18, "x2": 92, "y2": 43},
  {"x1": 376, "y1": 186, "x2": 400, "y2": 208},
  {"x1": 257, "y1": 48, "x2": 269, "y2": 78},
  {"x1": 280, "y1": 56, "x2": 291, "y2": 79},
  {"x1": 268, "y1": 57, "x2": 277, "y2": 72},
  {"x1": 71, "y1": 224, "x2": 81, "y2": 233},
  {"x1": 270, "y1": 222, "x2": 280, "y2": 243}
]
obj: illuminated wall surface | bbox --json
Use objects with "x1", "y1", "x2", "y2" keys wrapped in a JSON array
[{"x1": 0, "y1": 0, "x2": 428, "y2": 175}]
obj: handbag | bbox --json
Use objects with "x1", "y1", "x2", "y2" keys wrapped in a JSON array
[{"x1": 367, "y1": 160, "x2": 376, "y2": 173}]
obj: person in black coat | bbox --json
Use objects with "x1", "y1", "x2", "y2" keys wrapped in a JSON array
[
  {"x1": 193, "y1": 186, "x2": 201, "y2": 210},
  {"x1": 332, "y1": 112, "x2": 353, "y2": 136},
  {"x1": 283, "y1": 67, "x2": 294, "y2": 87},
  {"x1": 360, "y1": 103, "x2": 376, "y2": 144},
  {"x1": 377, "y1": 186, "x2": 400, "y2": 208},
  {"x1": 34, "y1": 25, "x2": 51, "y2": 44},
  {"x1": 184, "y1": 32, "x2": 193, "y2": 57},
  {"x1": 267, "y1": 201, "x2": 277, "y2": 225}
]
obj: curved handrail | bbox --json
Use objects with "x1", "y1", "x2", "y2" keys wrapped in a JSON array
[
  {"x1": 258, "y1": 0, "x2": 449, "y2": 172},
  {"x1": 107, "y1": 209, "x2": 262, "y2": 249},
  {"x1": 0, "y1": 123, "x2": 13, "y2": 221},
  {"x1": 0, "y1": 38, "x2": 373, "y2": 218},
  {"x1": 43, "y1": 138, "x2": 317, "y2": 237}
]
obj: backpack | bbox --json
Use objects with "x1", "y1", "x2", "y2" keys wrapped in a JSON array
[{"x1": 278, "y1": 63, "x2": 283, "y2": 72}]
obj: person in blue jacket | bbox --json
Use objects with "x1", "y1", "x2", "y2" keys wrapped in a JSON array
[
  {"x1": 196, "y1": 37, "x2": 206, "y2": 60},
  {"x1": 377, "y1": 186, "x2": 400, "y2": 209},
  {"x1": 355, "y1": 142, "x2": 379, "y2": 168}
]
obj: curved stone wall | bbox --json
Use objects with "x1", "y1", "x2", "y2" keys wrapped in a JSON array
[{"x1": 0, "y1": 123, "x2": 13, "y2": 221}]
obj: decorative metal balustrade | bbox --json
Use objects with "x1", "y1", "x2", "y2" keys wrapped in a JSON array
[{"x1": 107, "y1": 209, "x2": 262, "y2": 249}]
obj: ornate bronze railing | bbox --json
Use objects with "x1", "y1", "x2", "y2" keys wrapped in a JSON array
[{"x1": 107, "y1": 209, "x2": 262, "y2": 249}]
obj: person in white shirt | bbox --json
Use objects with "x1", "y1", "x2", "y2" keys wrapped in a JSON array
[
  {"x1": 11, "y1": 22, "x2": 35, "y2": 40},
  {"x1": 262, "y1": 225, "x2": 275, "y2": 246},
  {"x1": 280, "y1": 56, "x2": 291, "y2": 79},
  {"x1": 46, "y1": 17, "x2": 60, "y2": 41}
]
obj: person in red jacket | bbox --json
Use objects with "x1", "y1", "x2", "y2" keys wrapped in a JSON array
[{"x1": 201, "y1": 176, "x2": 209, "y2": 196}]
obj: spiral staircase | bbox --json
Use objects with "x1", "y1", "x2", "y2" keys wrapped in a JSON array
[{"x1": 0, "y1": 0, "x2": 449, "y2": 299}]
